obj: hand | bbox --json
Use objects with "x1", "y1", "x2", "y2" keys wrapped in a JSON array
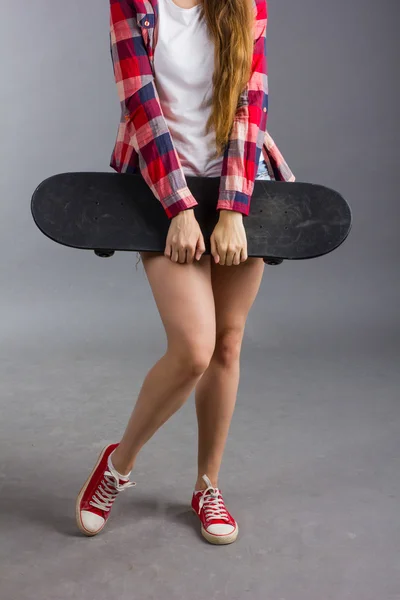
[
  {"x1": 210, "y1": 210, "x2": 248, "y2": 266},
  {"x1": 165, "y1": 209, "x2": 206, "y2": 264}
]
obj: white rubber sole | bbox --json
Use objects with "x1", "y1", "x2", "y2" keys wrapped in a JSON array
[
  {"x1": 192, "y1": 508, "x2": 239, "y2": 545},
  {"x1": 75, "y1": 445, "x2": 110, "y2": 537}
]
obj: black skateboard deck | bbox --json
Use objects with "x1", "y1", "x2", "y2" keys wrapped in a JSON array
[{"x1": 31, "y1": 172, "x2": 351, "y2": 264}]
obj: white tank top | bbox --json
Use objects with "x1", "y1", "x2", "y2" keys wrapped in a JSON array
[{"x1": 153, "y1": 0, "x2": 224, "y2": 177}]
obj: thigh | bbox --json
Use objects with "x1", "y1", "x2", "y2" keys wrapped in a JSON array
[
  {"x1": 211, "y1": 258, "x2": 265, "y2": 333},
  {"x1": 210, "y1": 154, "x2": 270, "y2": 330},
  {"x1": 140, "y1": 252, "x2": 216, "y2": 353}
]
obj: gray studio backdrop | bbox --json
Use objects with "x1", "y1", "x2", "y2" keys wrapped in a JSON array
[
  {"x1": 0, "y1": 1, "x2": 399, "y2": 600},
  {"x1": 1, "y1": 0, "x2": 399, "y2": 347}
]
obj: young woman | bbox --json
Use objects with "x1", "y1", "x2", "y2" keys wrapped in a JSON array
[{"x1": 76, "y1": 0, "x2": 294, "y2": 545}]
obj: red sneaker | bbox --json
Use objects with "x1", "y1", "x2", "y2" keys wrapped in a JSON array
[
  {"x1": 75, "y1": 443, "x2": 136, "y2": 536},
  {"x1": 191, "y1": 475, "x2": 238, "y2": 545}
]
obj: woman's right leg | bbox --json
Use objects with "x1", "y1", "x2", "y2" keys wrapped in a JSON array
[{"x1": 110, "y1": 251, "x2": 216, "y2": 476}]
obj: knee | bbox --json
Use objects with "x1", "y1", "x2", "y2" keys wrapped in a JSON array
[
  {"x1": 214, "y1": 327, "x2": 244, "y2": 368},
  {"x1": 170, "y1": 338, "x2": 215, "y2": 378}
]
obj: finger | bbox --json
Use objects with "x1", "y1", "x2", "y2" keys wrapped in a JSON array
[
  {"x1": 219, "y1": 245, "x2": 228, "y2": 266},
  {"x1": 227, "y1": 248, "x2": 235, "y2": 266},
  {"x1": 240, "y1": 247, "x2": 248, "y2": 262},
  {"x1": 195, "y1": 236, "x2": 205, "y2": 261},
  {"x1": 164, "y1": 241, "x2": 171, "y2": 258},
  {"x1": 178, "y1": 247, "x2": 187, "y2": 264},
  {"x1": 186, "y1": 245, "x2": 195, "y2": 263},
  {"x1": 211, "y1": 235, "x2": 219, "y2": 264},
  {"x1": 216, "y1": 241, "x2": 226, "y2": 266},
  {"x1": 233, "y1": 250, "x2": 241, "y2": 266},
  {"x1": 171, "y1": 246, "x2": 179, "y2": 263},
  {"x1": 225, "y1": 248, "x2": 235, "y2": 267}
]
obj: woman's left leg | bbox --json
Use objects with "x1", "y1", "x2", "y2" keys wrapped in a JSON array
[{"x1": 194, "y1": 257, "x2": 265, "y2": 490}]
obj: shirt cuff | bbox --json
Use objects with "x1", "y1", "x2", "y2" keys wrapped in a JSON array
[
  {"x1": 216, "y1": 198, "x2": 250, "y2": 217},
  {"x1": 164, "y1": 188, "x2": 198, "y2": 219}
]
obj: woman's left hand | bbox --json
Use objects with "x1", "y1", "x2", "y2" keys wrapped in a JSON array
[{"x1": 210, "y1": 210, "x2": 248, "y2": 266}]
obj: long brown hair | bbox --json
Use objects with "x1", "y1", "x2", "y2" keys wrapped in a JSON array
[{"x1": 200, "y1": 0, "x2": 254, "y2": 156}]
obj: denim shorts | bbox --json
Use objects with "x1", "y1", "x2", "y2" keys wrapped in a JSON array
[{"x1": 255, "y1": 156, "x2": 272, "y2": 180}]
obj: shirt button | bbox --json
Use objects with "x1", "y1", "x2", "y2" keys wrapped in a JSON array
[{"x1": 144, "y1": 20, "x2": 150, "y2": 26}]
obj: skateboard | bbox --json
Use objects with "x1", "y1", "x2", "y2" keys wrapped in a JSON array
[{"x1": 31, "y1": 172, "x2": 351, "y2": 264}]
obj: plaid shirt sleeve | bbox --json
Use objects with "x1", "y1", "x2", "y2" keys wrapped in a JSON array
[
  {"x1": 110, "y1": 0, "x2": 198, "y2": 219},
  {"x1": 216, "y1": 0, "x2": 269, "y2": 216}
]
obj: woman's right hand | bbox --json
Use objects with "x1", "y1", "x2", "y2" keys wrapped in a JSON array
[{"x1": 165, "y1": 209, "x2": 206, "y2": 264}]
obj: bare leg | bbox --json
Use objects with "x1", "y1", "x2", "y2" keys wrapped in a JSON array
[
  {"x1": 194, "y1": 258, "x2": 265, "y2": 489},
  {"x1": 111, "y1": 252, "x2": 216, "y2": 476}
]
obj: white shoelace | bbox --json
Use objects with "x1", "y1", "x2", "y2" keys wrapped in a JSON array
[
  {"x1": 89, "y1": 470, "x2": 136, "y2": 512},
  {"x1": 197, "y1": 475, "x2": 230, "y2": 522}
]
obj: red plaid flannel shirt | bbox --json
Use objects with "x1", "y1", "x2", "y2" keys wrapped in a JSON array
[{"x1": 109, "y1": 0, "x2": 295, "y2": 218}]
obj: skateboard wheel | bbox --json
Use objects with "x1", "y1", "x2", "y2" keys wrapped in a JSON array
[
  {"x1": 94, "y1": 250, "x2": 115, "y2": 258},
  {"x1": 263, "y1": 257, "x2": 283, "y2": 266}
]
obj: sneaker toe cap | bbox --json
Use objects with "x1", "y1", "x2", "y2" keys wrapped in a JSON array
[
  {"x1": 81, "y1": 510, "x2": 105, "y2": 534},
  {"x1": 206, "y1": 523, "x2": 236, "y2": 536}
]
